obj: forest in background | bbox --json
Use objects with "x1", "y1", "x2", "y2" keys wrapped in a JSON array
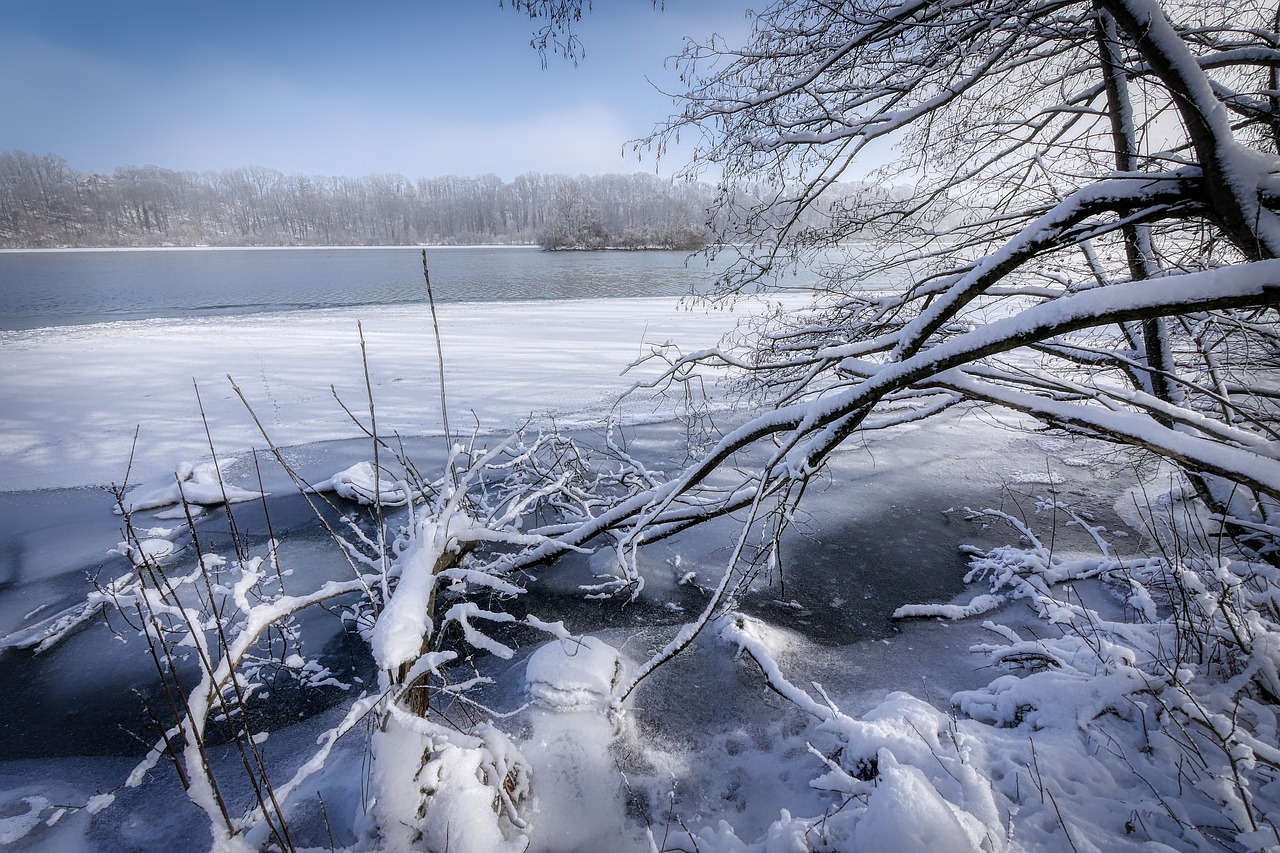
[{"x1": 0, "y1": 150, "x2": 721, "y2": 249}]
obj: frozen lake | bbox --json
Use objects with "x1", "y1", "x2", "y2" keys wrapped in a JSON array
[
  {"x1": 0, "y1": 409, "x2": 1120, "y2": 762},
  {"x1": 0, "y1": 246, "x2": 1166, "y2": 852}
]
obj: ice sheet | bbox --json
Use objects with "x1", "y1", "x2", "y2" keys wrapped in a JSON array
[{"x1": 0, "y1": 296, "x2": 785, "y2": 492}]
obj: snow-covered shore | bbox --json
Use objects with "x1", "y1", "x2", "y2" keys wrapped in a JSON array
[{"x1": 2, "y1": 298, "x2": 1276, "y2": 852}]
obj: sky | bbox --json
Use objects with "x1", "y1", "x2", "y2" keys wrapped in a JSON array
[{"x1": 0, "y1": 0, "x2": 751, "y2": 180}]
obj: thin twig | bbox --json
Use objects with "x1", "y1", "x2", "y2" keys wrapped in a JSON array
[{"x1": 422, "y1": 249, "x2": 452, "y2": 452}]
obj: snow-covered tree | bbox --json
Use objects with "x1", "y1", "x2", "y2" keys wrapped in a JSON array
[
  {"x1": 532, "y1": 0, "x2": 1280, "y2": 552},
  {"x1": 93, "y1": 427, "x2": 667, "y2": 851},
  {"x1": 578, "y1": 3, "x2": 1280, "y2": 846},
  {"x1": 484, "y1": 0, "x2": 1280, "y2": 710}
]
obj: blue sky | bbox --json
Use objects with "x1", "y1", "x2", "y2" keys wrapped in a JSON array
[{"x1": 0, "y1": 0, "x2": 750, "y2": 179}]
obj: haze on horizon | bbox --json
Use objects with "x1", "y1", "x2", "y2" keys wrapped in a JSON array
[{"x1": 0, "y1": 1, "x2": 750, "y2": 181}]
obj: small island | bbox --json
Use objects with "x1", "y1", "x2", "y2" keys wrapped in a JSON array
[{"x1": 537, "y1": 219, "x2": 707, "y2": 250}]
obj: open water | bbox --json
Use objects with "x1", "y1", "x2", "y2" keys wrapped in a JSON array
[{"x1": 0, "y1": 246, "x2": 730, "y2": 331}]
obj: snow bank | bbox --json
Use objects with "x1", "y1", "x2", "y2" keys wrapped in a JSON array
[
  {"x1": 114, "y1": 460, "x2": 265, "y2": 513},
  {"x1": 306, "y1": 460, "x2": 414, "y2": 505},
  {"x1": 525, "y1": 636, "x2": 624, "y2": 711}
]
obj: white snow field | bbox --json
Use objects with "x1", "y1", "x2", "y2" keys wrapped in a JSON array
[
  {"x1": 0, "y1": 296, "x2": 771, "y2": 492},
  {"x1": 1, "y1": 297, "x2": 1276, "y2": 852}
]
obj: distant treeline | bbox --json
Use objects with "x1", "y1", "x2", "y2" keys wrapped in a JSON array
[{"x1": 0, "y1": 150, "x2": 718, "y2": 249}]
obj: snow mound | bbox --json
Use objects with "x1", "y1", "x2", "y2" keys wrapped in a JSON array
[
  {"x1": 306, "y1": 461, "x2": 413, "y2": 506},
  {"x1": 116, "y1": 461, "x2": 264, "y2": 513},
  {"x1": 525, "y1": 636, "x2": 623, "y2": 711},
  {"x1": 128, "y1": 538, "x2": 175, "y2": 565},
  {"x1": 854, "y1": 752, "x2": 983, "y2": 852}
]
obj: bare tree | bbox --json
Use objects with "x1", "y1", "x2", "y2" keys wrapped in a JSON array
[
  {"x1": 0, "y1": 156, "x2": 714, "y2": 248},
  {"x1": 444, "y1": 0, "x2": 1280, "y2": 703},
  {"x1": 600, "y1": 0, "x2": 1280, "y2": 532}
]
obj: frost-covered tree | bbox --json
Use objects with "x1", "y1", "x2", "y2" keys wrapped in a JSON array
[
  {"x1": 581, "y1": 0, "x2": 1280, "y2": 536},
  {"x1": 588, "y1": 2, "x2": 1280, "y2": 845},
  {"x1": 493, "y1": 0, "x2": 1280, "y2": 695}
]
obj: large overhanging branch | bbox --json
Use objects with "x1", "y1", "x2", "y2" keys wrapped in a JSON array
[
  {"x1": 923, "y1": 368, "x2": 1280, "y2": 500},
  {"x1": 500, "y1": 262, "x2": 1279, "y2": 575},
  {"x1": 491, "y1": 0, "x2": 1280, "y2": 577},
  {"x1": 1096, "y1": 0, "x2": 1280, "y2": 258},
  {"x1": 893, "y1": 174, "x2": 1208, "y2": 358}
]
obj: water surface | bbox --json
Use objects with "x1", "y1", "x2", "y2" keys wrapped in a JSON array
[{"x1": 0, "y1": 246, "x2": 725, "y2": 331}]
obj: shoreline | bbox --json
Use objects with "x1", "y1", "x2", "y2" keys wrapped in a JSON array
[{"x1": 0, "y1": 243, "x2": 542, "y2": 254}]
